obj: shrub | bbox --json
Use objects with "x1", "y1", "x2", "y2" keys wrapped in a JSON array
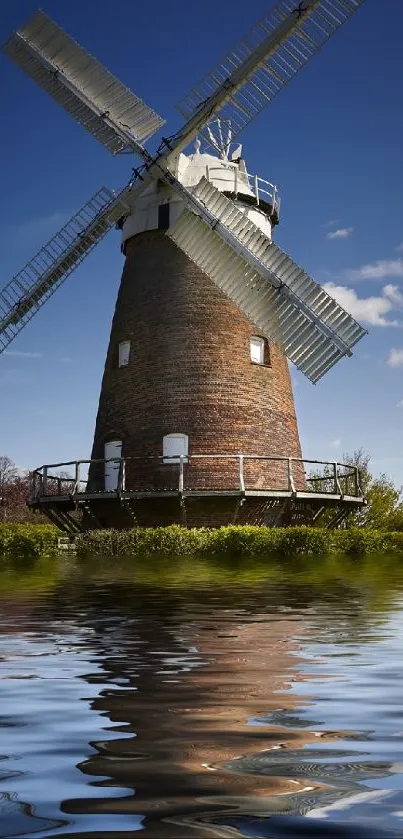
[
  {"x1": 334, "y1": 528, "x2": 388, "y2": 555},
  {"x1": 76, "y1": 525, "x2": 333, "y2": 559},
  {"x1": 205, "y1": 525, "x2": 274, "y2": 556},
  {"x1": 274, "y1": 526, "x2": 329, "y2": 558},
  {"x1": 6, "y1": 523, "x2": 403, "y2": 562},
  {"x1": 379, "y1": 531, "x2": 403, "y2": 554},
  {"x1": 140, "y1": 525, "x2": 208, "y2": 556},
  {"x1": 0, "y1": 524, "x2": 59, "y2": 559},
  {"x1": 76, "y1": 525, "x2": 209, "y2": 558}
]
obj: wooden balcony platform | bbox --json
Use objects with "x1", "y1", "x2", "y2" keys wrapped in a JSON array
[{"x1": 28, "y1": 454, "x2": 366, "y2": 533}]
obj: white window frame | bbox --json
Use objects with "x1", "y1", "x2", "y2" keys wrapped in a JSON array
[
  {"x1": 118, "y1": 340, "x2": 131, "y2": 367},
  {"x1": 250, "y1": 335, "x2": 265, "y2": 365},
  {"x1": 163, "y1": 433, "x2": 189, "y2": 464}
]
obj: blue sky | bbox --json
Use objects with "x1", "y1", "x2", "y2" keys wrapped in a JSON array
[{"x1": 0, "y1": 0, "x2": 402, "y2": 484}]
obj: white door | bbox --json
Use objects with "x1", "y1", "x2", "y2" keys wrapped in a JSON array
[{"x1": 104, "y1": 440, "x2": 122, "y2": 491}]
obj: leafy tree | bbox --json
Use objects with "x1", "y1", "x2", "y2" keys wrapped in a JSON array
[
  {"x1": 307, "y1": 449, "x2": 403, "y2": 531},
  {"x1": 0, "y1": 455, "x2": 17, "y2": 486},
  {"x1": 0, "y1": 455, "x2": 46, "y2": 523},
  {"x1": 0, "y1": 456, "x2": 18, "y2": 522},
  {"x1": 342, "y1": 449, "x2": 403, "y2": 531}
]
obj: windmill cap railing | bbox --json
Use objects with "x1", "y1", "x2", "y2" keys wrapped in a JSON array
[
  {"x1": 30, "y1": 454, "x2": 364, "y2": 501},
  {"x1": 205, "y1": 164, "x2": 281, "y2": 218}
]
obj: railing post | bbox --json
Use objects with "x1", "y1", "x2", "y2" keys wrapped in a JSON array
[
  {"x1": 333, "y1": 462, "x2": 342, "y2": 495},
  {"x1": 57, "y1": 477, "x2": 62, "y2": 496},
  {"x1": 31, "y1": 471, "x2": 36, "y2": 501},
  {"x1": 75, "y1": 461, "x2": 80, "y2": 495},
  {"x1": 287, "y1": 458, "x2": 296, "y2": 493},
  {"x1": 43, "y1": 466, "x2": 48, "y2": 496},
  {"x1": 238, "y1": 455, "x2": 245, "y2": 492},
  {"x1": 179, "y1": 455, "x2": 184, "y2": 494},
  {"x1": 117, "y1": 458, "x2": 125, "y2": 493},
  {"x1": 206, "y1": 165, "x2": 210, "y2": 182},
  {"x1": 234, "y1": 167, "x2": 238, "y2": 197},
  {"x1": 355, "y1": 467, "x2": 363, "y2": 497},
  {"x1": 254, "y1": 174, "x2": 259, "y2": 205}
]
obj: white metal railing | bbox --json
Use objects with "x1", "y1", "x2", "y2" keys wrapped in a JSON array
[
  {"x1": 30, "y1": 455, "x2": 364, "y2": 501},
  {"x1": 205, "y1": 164, "x2": 281, "y2": 218}
]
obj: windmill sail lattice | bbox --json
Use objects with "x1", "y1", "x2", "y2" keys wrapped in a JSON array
[
  {"x1": 0, "y1": 187, "x2": 129, "y2": 354},
  {"x1": 176, "y1": 0, "x2": 365, "y2": 146},
  {"x1": 4, "y1": 11, "x2": 165, "y2": 156},
  {"x1": 168, "y1": 178, "x2": 366, "y2": 383}
]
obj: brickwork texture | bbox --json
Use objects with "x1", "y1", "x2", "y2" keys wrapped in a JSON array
[{"x1": 89, "y1": 229, "x2": 304, "y2": 524}]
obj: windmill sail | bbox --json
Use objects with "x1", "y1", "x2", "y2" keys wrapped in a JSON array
[
  {"x1": 167, "y1": 179, "x2": 366, "y2": 383},
  {"x1": 3, "y1": 11, "x2": 165, "y2": 157},
  {"x1": 1, "y1": 2, "x2": 368, "y2": 378},
  {"x1": 175, "y1": 0, "x2": 366, "y2": 150},
  {"x1": 0, "y1": 187, "x2": 130, "y2": 355}
]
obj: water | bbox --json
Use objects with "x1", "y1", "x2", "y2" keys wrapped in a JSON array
[{"x1": 0, "y1": 553, "x2": 403, "y2": 838}]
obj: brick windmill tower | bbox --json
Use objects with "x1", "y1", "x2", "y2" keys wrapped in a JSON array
[{"x1": 1, "y1": 1, "x2": 368, "y2": 531}]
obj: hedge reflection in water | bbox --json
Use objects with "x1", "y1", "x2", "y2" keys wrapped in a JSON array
[{"x1": 0, "y1": 553, "x2": 403, "y2": 838}]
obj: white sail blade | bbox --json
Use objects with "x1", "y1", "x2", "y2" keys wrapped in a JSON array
[
  {"x1": 3, "y1": 11, "x2": 165, "y2": 157},
  {"x1": 174, "y1": 0, "x2": 366, "y2": 152},
  {"x1": 167, "y1": 179, "x2": 366, "y2": 383},
  {"x1": 0, "y1": 187, "x2": 130, "y2": 355}
]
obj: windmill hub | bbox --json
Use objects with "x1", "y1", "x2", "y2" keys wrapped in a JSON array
[{"x1": 1, "y1": 1, "x2": 370, "y2": 532}]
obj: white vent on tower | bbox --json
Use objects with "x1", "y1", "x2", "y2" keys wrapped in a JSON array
[
  {"x1": 163, "y1": 433, "x2": 189, "y2": 463},
  {"x1": 118, "y1": 340, "x2": 131, "y2": 367}
]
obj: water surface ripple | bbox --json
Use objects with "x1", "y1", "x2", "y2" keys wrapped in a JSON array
[{"x1": 0, "y1": 554, "x2": 403, "y2": 838}]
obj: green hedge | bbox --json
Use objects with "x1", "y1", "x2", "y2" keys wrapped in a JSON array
[
  {"x1": 0, "y1": 524, "x2": 59, "y2": 559},
  {"x1": 75, "y1": 525, "x2": 403, "y2": 559},
  {"x1": 3, "y1": 523, "x2": 403, "y2": 561}
]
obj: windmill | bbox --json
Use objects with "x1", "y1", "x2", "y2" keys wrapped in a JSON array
[{"x1": 1, "y1": 0, "x2": 369, "y2": 531}]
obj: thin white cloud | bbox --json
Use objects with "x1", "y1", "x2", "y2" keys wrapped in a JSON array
[
  {"x1": 0, "y1": 369, "x2": 28, "y2": 386},
  {"x1": 60, "y1": 357, "x2": 72, "y2": 363},
  {"x1": 326, "y1": 227, "x2": 353, "y2": 240},
  {"x1": 347, "y1": 258, "x2": 403, "y2": 281},
  {"x1": 388, "y1": 348, "x2": 403, "y2": 368},
  {"x1": 397, "y1": 399, "x2": 403, "y2": 409},
  {"x1": 12, "y1": 211, "x2": 70, "y2": 244},
  {"x1": 328, "y1": 438, "x2": 341, "y2": 448},
  {"x1": 395, "y1": 242, "x2": 403, "y2": 253},
  {"x1": 3, "y1": 350, "x2": 42, "y2": 359},
  {"x1": 323, "y1": 282, "x2": 402, "y2": 327},
  {"x1": 321, "y1": 219, "x2": 339, "y2": 229}
]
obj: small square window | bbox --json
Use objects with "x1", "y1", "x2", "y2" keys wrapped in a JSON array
[
  {"x1": 250, "y1": 336, "x2": 265, "y2": 365},
  {"x1": 118, "y1": 340, "x2": 131, "y2": 367}
]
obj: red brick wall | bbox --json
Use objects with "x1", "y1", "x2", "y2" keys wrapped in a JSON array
[{"x1": 89, "y1": 230, "x2": 304, "y2": 505}]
